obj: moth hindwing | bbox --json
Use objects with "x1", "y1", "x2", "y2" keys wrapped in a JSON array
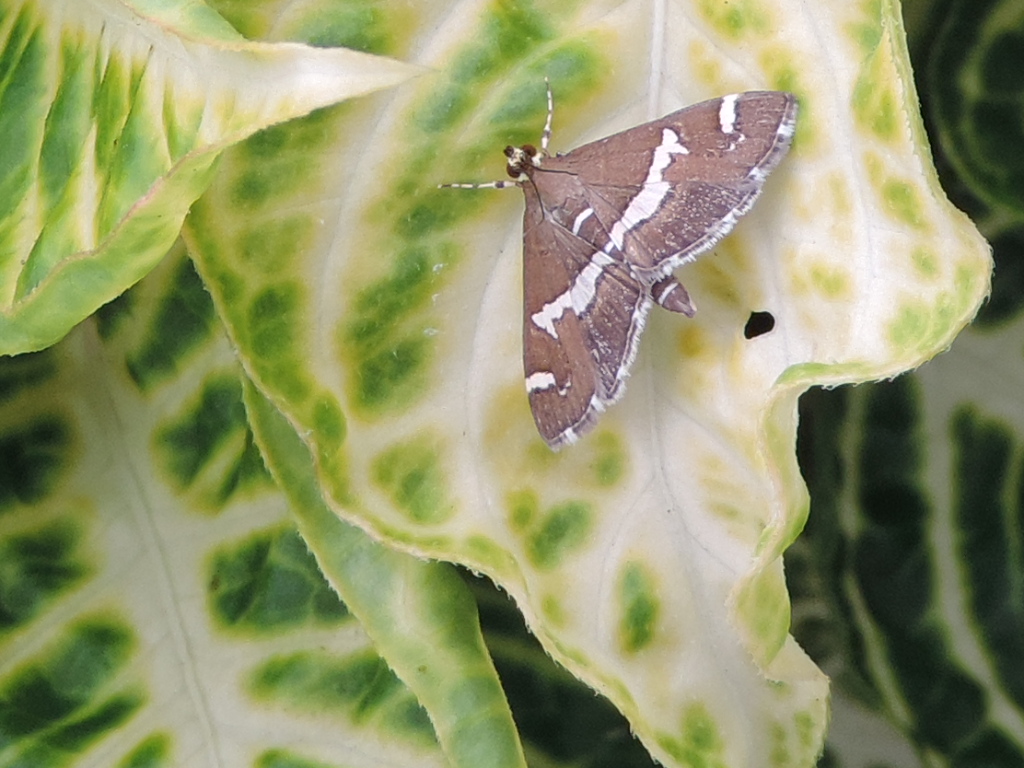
[{"x1": 443, "y1": 86, "x2": 798, "y2": 449}]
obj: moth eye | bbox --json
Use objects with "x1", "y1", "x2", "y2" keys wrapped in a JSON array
[
  {"x1": 521, "y1": 143, "x2": 537, "y2": 156},
  {"x1": 506, "y1": 164, "x2": 520, "y2": 179},
  {"x1": 744, "y1": 311, "x2": 775, "y2": 338},
  {"x1": 503, "y1": 145, "x2": 516, "y2": 158}
]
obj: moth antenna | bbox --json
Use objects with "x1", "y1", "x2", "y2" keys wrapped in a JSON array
[
  {"x1": 437, "y1": 180, "x2": 519, "y2": 190},
  {"x1": 541, "y1": 77, "x2": 554, "y2": 155}
]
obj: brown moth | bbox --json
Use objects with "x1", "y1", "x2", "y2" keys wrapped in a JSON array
[{"x1": 444, "y1": 85, "x2": 797, "y2": 448}]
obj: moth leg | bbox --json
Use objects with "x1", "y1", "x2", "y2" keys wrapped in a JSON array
[
  {"x1": 650, "y1": 275, "x2": 695, "y2": 316},
  {"x1": 438, "y1": 180, "x2": 520, "y2": 189}
]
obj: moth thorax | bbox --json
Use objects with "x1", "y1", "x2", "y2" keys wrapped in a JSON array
[{"x1": 504, "y1": 144, "x2": 541, "y2": 178}]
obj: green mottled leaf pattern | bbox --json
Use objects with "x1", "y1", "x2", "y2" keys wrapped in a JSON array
[
  {"x1": 2, "y1": 0, "x2": 1007, "y2": 766},
  {"x1": 183, "y1": 1, "x2": 988, "y2": 767},
  {"x1": 797, "y1": 354, "x2": 1024, "y2": 765},
  {"x1": 786, "y1": 1, "x2": 1024, "y2": 764},
  {"x1": 244, "y1": 381, "x2": 527, "y2": 768},
  {"x1": 926, "y1": 0, "x2": 1024, "y2": 215},
  {"x1": 0, "y1": 245, "x2": 455, "y2": 767},
  {"x1": 0, "y1": 0, "x2": 416, "y2": 355}
]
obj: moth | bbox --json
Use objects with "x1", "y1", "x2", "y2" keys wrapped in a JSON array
[{"x1": 444, "y1": 84, "x2": 797, "y2": 449}]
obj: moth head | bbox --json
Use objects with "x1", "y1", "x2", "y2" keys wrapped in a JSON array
[{"x1": 503, "y1": 144, "x2": 542, "y2": 179}]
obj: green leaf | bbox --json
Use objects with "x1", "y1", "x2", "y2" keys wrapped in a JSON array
[
  {"x1": 787, "y1": 3, "x2": 1024, "y2": 765},
  {"x1": 0, "y1": 0, "x2": 417, "y2": 355},
  {"x1": 244, "y1": 378, "x2": 528, "y2": 768},
  {"x1": 0, "y1": 245, "x2": 447, "y2": 766},
  {"x1": 925, "y1": 0, "x2": 1024, "y2": 215},
  {"x1": 2, "y1": 0, "x2": 1001, "y2": 766},
  {"x1": 185, "y1": 1, "x2": 989, "y2": 766}
]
